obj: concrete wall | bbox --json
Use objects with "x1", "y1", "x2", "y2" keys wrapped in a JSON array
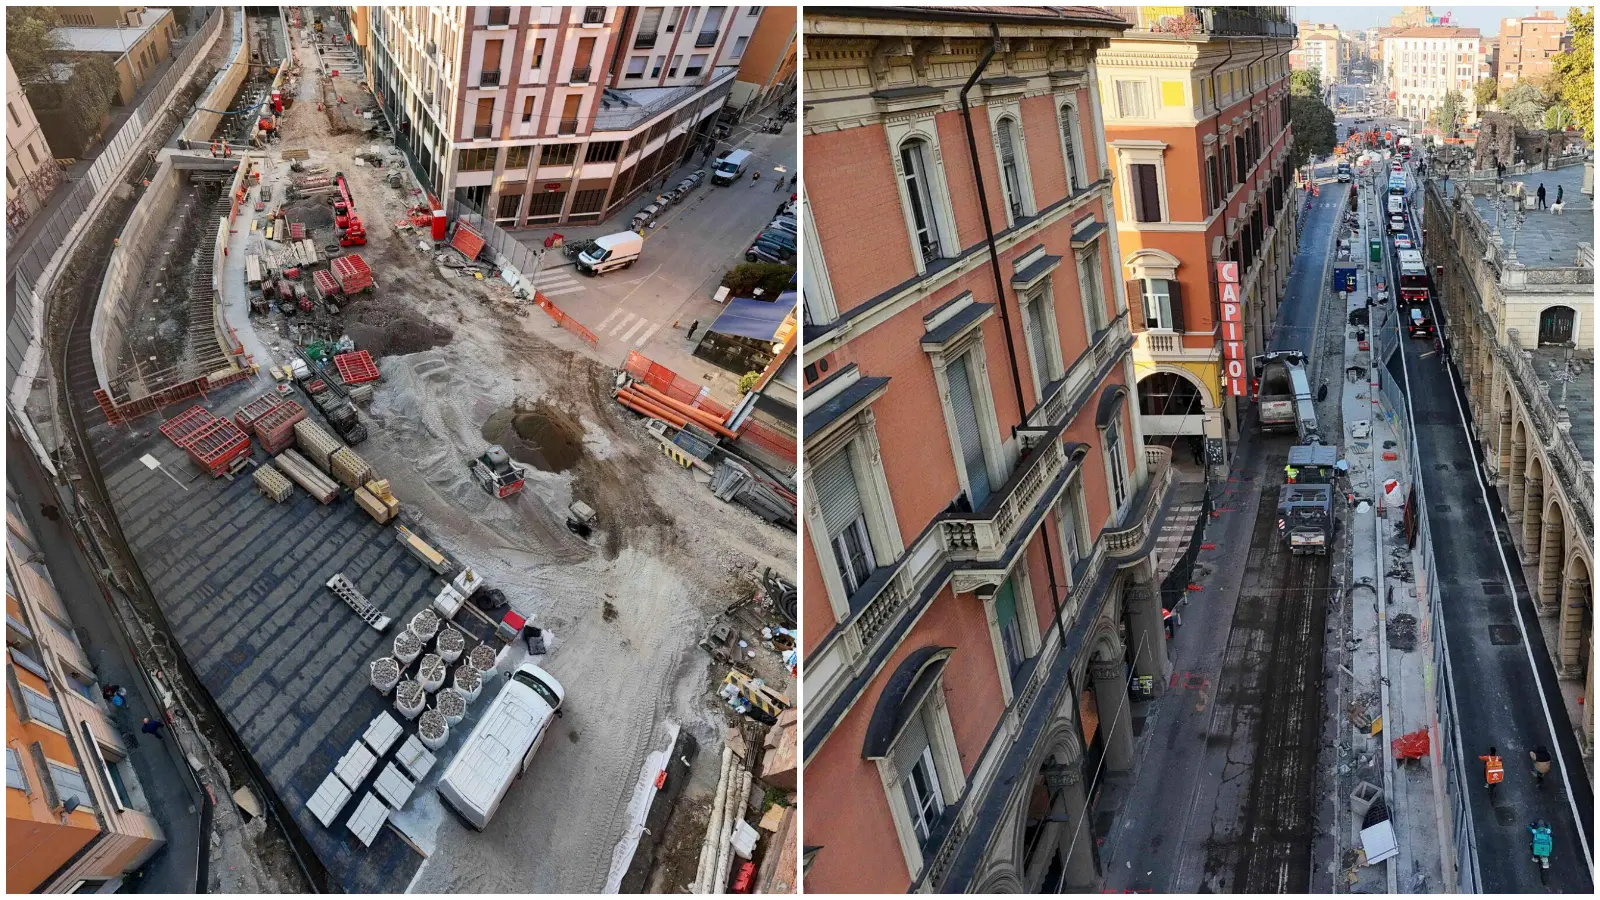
[
  {"x1": 183, "y1": 11, "x2": 250, "y2": 145},
  {"x1": 90, "y1": 159, "x2": 181, "y2": 392}
]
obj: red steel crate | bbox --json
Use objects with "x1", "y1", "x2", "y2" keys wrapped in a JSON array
[
  {"x1": 234, "y1": 393, "x2": 283, "y2": 430},
  {"x1": 185, "y1": 418, "x2": 252, "y2": 476},
  {"x1": 333, "y1": 350, "x2": 379, "y2": 385},
  {"x1": 160, "y1": 406, "x2": 216, "y2": 448},
  {"x1": 313, "y1": 269, "x2": 340, "y2": 297},
  {"x1": 253, "y1": 402, "x2": 307, "y2": 454},
  {"x1": 332, "y1": 254, "x2": 372, "y2": 293}
]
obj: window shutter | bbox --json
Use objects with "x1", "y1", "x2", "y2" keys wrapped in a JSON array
[
  {"x1": 1026, "y1": 298, "x2": 1051, "y2": 382},
  {"x1": 1167, "y1": 280, "x2": 1185, "y2": 334},
  {"x1": 813, "y1": 451, "x2": 865, "y2": 538},
  {"x1": 891, "y1": 708, "x2": 931, "y2": 781},
  {"x1": 29, "y1": 743, "x2": 59, "y2": 810},
  {"x1": 1127, "y1": 281, "x2": 1146, "y2": 332},
  {"x1": 947, "y1": 357, "x2": 992, "y2": 507},
  {"x1": 996, "y1": 120, "x2": 1015, "y2": 164}
]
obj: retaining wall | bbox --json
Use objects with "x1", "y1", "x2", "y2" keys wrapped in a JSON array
[
  {"x1": 183, "y1": 12, "x2": 250, "y2": 146},
  {"x1": 90, "y1": 161, "x2": 182, "y2": 393}
]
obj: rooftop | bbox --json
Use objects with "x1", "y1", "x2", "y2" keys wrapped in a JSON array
[
  {"x1": 1386, "y1": 25, "x2": 1482, "y2": 38},
  {"x1": 1466, "y1": 164, "x2": 1593, "y2": 268},
  {"x1": 1528, "y1": 347, "x2": 1593, "y2": 465},
  {"x1": 50, "y1": 7, "x2": 171, "y2": 56},
  {"x1": 594, "y1": 66, "x2": 736, "y2": 133},
  {"x1": 827, "y1": 5, "x2": 1134, "y2": 27}
]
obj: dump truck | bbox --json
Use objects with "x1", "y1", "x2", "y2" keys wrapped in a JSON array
[{"x1": 1253, "y1": 351, "x2": 1309, "y2": 434}]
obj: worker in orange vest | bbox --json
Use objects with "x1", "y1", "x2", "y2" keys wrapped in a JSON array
[{"x1": 1480, "y1": 747, "x2": 1504, "y2": 789}]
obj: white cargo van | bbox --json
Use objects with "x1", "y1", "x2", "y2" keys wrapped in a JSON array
[
  {"x1": 436, "y1": 662, "x2": 565, "y2": 831},
  {"x1": 1386, "y1": 194, "x2": 1404, "y2": 216},
  {"x1": 712, "y1": 149, "x2": 751, "y2": 185},
  {"x1": 576, "y1": 231, "x2": 643, "y2": 275}
]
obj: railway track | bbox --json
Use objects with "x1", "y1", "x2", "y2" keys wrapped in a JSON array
[{"x1": 1203, "y1": 442, "x2": 1332, "y2": 893}]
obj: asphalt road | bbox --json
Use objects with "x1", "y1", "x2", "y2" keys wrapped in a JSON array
[
  {"x1": 1098, "y1": 177, "x2": 1344, "y2": 893},
  {"x1": 1388, "y1": 165, "x2": 1595, "y2": 892}
]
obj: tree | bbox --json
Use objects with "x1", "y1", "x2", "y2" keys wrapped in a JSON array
[
  {"x1": 1500, "y1": 80, "x2": 1549, "y2": 130},
  {"x1": 1289, "y1": 95, "x2": 1336, "y2": 170},
  {"x1": 1473, "y1": 78, "x2": 1498, "y2": 108},
  {"x1": 1551, "y1": 7, "x2": 1594, "y2": 139},
  {"x1": 6, "y1": 7, "x2": 63, "y2": 85},
  {"x1": 1290, "y1": 68, "x2": 1323, "y2": 99},
  {"x1": 1432, "y1": 89, "x2": 1466, "y2": 136}
]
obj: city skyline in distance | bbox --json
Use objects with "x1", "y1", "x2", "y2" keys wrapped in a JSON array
[{"x1": 1300, "y1": 5, "x2": 1571, "y2": 35}]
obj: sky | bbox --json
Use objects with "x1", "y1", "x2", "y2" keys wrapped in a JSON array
[{"x1": 1298, "y1": 5, "x2": 1572, "y2": 36}]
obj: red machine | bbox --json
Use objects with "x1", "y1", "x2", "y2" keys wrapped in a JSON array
[
  {"x1": 339, "y1": 215, "x2": 367, "y2": 246},
  {"x1": 271, "y1": 89, "x2": 283, "y2": 114},
  {"x1": 334, "y1": 173, "x2": 356, "y2": 229}
]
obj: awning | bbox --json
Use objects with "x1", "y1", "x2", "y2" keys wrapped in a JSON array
[
  {"x1": 710, "y1": 295, "x2": 795, "y2": 341},
  {"x1": 1095, "y1": 384, "x2": 1129, "y2": 428},
  {"x1": 862, "y1": 647, "x2": 955, "y2": 760}
]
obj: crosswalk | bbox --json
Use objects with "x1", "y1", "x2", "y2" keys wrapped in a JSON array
[
  {"x1": 1154, "y1": 502, "x2": 1206, "y2": 581},
  {"x1": 593, "y1": 308, "x2": 664, "y2": 350},
  {"x1": 530, "y1": 266, "x2": 586, "y2": 299}
]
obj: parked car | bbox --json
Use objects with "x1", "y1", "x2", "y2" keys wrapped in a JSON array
[
  {"x1": 746, "y1": 240, "x2": 795, "y2": 264},
  {"x1": 1393, "y1": 234, "x2": 1413, "y2": 250},
  {"x1": 1388, "y1": 214, "x2": 1406, "y2": 233},
  {"x1": 754, "y1": 229, "x2": 796, "y2": 251},
  {"x1": 577, "y1": 231, "x2": 644, "y2": 275}
]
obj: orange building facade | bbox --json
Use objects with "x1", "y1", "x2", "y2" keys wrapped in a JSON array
[
  {"x1": 6, "y1": 505, "x2": 164, "y2": 892},
  {"x1": 802, "y1": 8, "x2": 1175, "y2": 893},
  {"x1": 1096, "y1": 8, "x2": 1299, "y2": 475},
  {"x1": 732, "y1": 3, "x2": 797, "y2": 111}
]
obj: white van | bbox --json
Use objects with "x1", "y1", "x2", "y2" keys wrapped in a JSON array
[
  {"x1": 576, "y1": 231, "x2": 643, "y2": 275},
  {"x1": 1386, "y1": 194, "x2": 1404, "y2": 216},
  {"x1": 712, "y1": 149, "x2": 751, "y2": 185},
  {"x1": 436, "y1": 662, "x2": 565, "y2": 831}
]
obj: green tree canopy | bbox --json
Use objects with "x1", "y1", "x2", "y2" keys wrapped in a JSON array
[
  {"x1": 1473, "y1": 78, "x2": 1498, "y2": 108},
  {"x1": 1432, "y1": 89, "x2": 1466, "y2": 136},
  {"x1": 1289, "y1": 95, "x2": 1336, "y2": 170},
  {"x1": 1551, "y1": 7, "x2": 1594, "y2": 140},
  {"x1": 1500, "y1": 80, "x2": 1549, "y2": 130},
  {"x1": 6, "y1": 7, "x2": 63, "y2": 85},
  {"x1": 1290, "y1": 68, "x2": 1323, "y2": 99}
]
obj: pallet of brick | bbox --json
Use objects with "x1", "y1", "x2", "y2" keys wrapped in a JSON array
[
  {"x1": 254, "y1": 402, "x2": 308, "y2": 454},
  {"x1": 354, "y1": 485, "x2": 395, "y2": 524},
  {"x1": 253, "y1": 463, "x2": 294, "y2": 503},
  {"x1": 364, "y1": 479, "x2": 400, "y2": 518},
  {"x1": 329, "y1": 447, "x2": 373, "y2": 491},
  {"x1": 235, "y1": 393, "x2": 284, "y2": 431},
  {"x1": 275, "y1": 450, "x2": 339, "y2": 504},
  {"x1": 293, "y1": 419, "x2": 344, "y2": 474}
]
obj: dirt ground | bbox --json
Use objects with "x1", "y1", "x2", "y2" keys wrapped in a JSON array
[{"x1": 245, "y1": 22, "x2": 794, "y2": 892}]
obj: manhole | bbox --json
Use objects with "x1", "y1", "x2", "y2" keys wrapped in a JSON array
[
  {"x1": 1488, "y1": 623, "x2": 1519, "y2": 645},
  {"x1": 1481, "y1": 581, "x2": 1505, "y2": 595},
  {"x1": 1492, "y1": 803, "x2": 1519, "y2": 826}
]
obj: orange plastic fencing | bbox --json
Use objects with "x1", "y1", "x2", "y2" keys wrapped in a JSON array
[
  {"x1": 739, "y1": 418, "x2": 797, "y2": 463},
  {"x1": 621, "y1": 351, "x2": 797, "y2": 463},
  {"x1": 534, "y1": 292, "x2": 598, "y2": 347}
]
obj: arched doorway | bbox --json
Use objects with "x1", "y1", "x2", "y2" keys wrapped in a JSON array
[
  {"x1": 1137, "y1": 370, "x2": 1211, "y2": 477},
  {"x1": 1559, "y1": 554, "x2": 1592, "y2": 680},
  {"x1": 1538, "y1": 306, "x2": 1577, "y2": 346}
]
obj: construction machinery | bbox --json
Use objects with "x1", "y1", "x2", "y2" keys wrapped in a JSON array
[
  {"x1": 334, "y1": 173, "x2": 356, "y2": 230},
  {"x1": 1278, "y1": 443, "x2": 1337, "y2": 555},
  {"x1": 340, "y1": 214, "x2": 367, "y2": 246},
  {"x1": 470, "y1": 446, "x2": 526, "y2": 499}
]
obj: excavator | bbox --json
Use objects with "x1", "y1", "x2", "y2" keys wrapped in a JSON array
[{"x1": 469, "y1": 445, "x2": 526, "y2": 499}]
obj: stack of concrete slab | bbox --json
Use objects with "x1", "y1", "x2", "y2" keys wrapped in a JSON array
[
  {"x1": 294, "y1": 419, "x2": 344, "y2": 473},
  {"x1": 330, "y1": 447, "x2": 373, "y2": 490},
  {"x1": 252, "y1": 463, "x2": 294, "y2": 503}
]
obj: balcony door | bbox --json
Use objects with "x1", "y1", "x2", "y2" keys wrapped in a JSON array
[{"x1": 947, "y1": 354, "x2": 993, "y2": 509}]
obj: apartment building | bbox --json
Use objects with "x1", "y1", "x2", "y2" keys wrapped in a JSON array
[
  {"x1": 6, "y1": 500, "x2": 165, "y2": 892},
  {"x1": 5, "y1": 57, "x2": 63, "y2": 234},
  {"x1": 47, "y1": 6, "x2": 177, "y2": 106},
  {"x1": 1097, "y1": 8, "x2": 1298, "y2": 475},
  {"x1": 1292, "y1": 30, "x2": 1344, "y2": 85},
  {"x1": 1422, "y1": 165, "x2": 1594, "y2": 756},
  {"x1": 730, "y1": 4, "x2": 797, "y2": 111},
  {"x1": 1497, "y1": 10, "x2": 1571, "y2": 90},
  {"x1": 1382, "y1": 26, "x2": 1482, "y2": 126},
  {"x1": 360, "y1": 6, "x2": 758, "y2": 227},
  {"x1": 802, "y1": 7, "x2": 1176, "y2": 892}
]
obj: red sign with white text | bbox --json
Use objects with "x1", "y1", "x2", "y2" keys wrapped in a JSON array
[{"x1": 1217, "y1": 264, "x2": 1246, "y2": 396}]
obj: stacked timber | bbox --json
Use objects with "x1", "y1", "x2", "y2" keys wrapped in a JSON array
[
  {"x1": 275, "y1": 449, "x2": 339, "y2": 503},
  {"x1": 293, "y1": 419, "x2": 344, "y2": 473},
  {"x1": 253, "y1": 463, "x2": 294, "y2": 502},
  {"x1": 329, "y1": 447, "x2": 373, "y2": 490}
]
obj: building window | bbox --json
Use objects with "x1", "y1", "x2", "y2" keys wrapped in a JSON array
[
  {"x1": 6, "y1": 747, "x2": 28, "y2": 792},
  {"x1": 521, "y1": 95, "x2": 535, "y2": 122},
  {"x1": 582, "y1": 7, "x2": 606, "y2": 25},
  {"x1": 669, "y1": 55, "x2": 682, "y2": 77},
  {"x1": 651, "y1": 56, "x2": 664, "y2": 78},
  {"x1": 1205, "y1": 154, "x2": 1219, "y2": 212},
  {"x1": 993, "y1": 576, "x2": 1027, "y2": 681},
  {"x1": 481, "y1": 39, "x2": 503, "y2": 85},
  {"x1": 1022, "y1": 284, "x2": 1063, "y2": 394},
  {"x1": 21, "y1": 687, "x2": 65, "y2": 732},
  {"x1": 625, "y1": 56, "x2": 647, "y2": 79},
  {"x1": 1114, "y1": 80, "x2": 1151, "y2": 118},
  {"x1": 1233, "y1": 135, "x2": 1247, "y2": 183},
  {"x1": 570, "y1": 188, "x2": 607, "y2": 215},
  {"x1": 947, "y1": 352, "x2": 994, "y2": 508},
  {"x1": 532, "y1": 38, "x2": 546, "y2": 69},
  {"x1": 7, "y1": 102, "x2": 19, "y2": 128},
  {"x1": 505, "y1": 145, "x2": 532, "y2": 170},
  {"x1": 1059, "y1": 102, "x2": 1085, "y2": 193},
  {"x1": 474, "y1": 97, "x2": 495, "y2": 139},
  {"x1": 1220, "y1": 144, "x2": 1232, "y2": 194},
  {"x1": 897, "y1": 724, "x2": 945, "y2": 845},
  {"x1": 1104, "y1": 417, "x2": 1129, "y2": 512},
  {"x1": 685, "y1": 54, "x2": 707, "y2": 77},
  {"x1": 1057, "y1": 477, "x2": 1090, "y2": 579},
  {"x1": 27, "y1": 144, "x2": 39, "y2": 166},
  {"x1": 697, "y1": 6, "x2": 724, "y2": 45},
  {"x1": 814, "y1": 448, "x2": 878, "y2": 595},
  {"x1": 47, "y1": 762, "x2": 94, "y2": 812},
  {"x1": 1129, "y1": 162, "x2": 1162, "y2": 223},
  {"x1": 585, "y1": 140, "x2": 623, "y2": 164},
  {"x1": 898, "y1": 138, "x2": 944, "y2": 265},
  {"x1": 731, "y1": 36, "x2": 748, "y2": 58},
  {"x1": 496, "y1": 189, "x2": 523, "y2": 219},
  {"x1": 526, "y1": 190, "x2": 566, "y2": 218},
  {"x1": 540, "y1": 142, "x2": 578, "y2": 167},
  {"x1": 994, "y1": 118, "x2": 1028, "y2": 222},
  {"x1": 559, "y1": 94, "x2": 581, "y2": 135},
  {"x1": 459, "y1": 147, "x2": 497, "y2": 171},
  {"x1": 635, "y1": 8, "x2": 662, "y2": 48},
  {"x1": 1140, "y1": 278, "x2": 1183, "y2": 331},
  {"x1": 1079, "y1": 247, "x2": 1108, "y2": 334},
  {"x1": 487, "y1": 7, "x2": 511, "y2": 26}
]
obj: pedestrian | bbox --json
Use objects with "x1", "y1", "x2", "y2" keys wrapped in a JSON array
[
  {"x1": 789, "y1": 174, "x2": 797, "y2": 191},
  {"x1": 773, "y1": 172, "x2": 784, "y2": 192},
  {"x1": 101, "y1": 683, "x2": 122, "y2": 702},
  {"x1": 1554, "y1": 185, "x2": 1564, "y2": 206},
  {"x1": 1188, "y1": 435, "x2": 1205, "y2": 467},
  {"x1": 750, "y1": 170, "x2": 760, "y2": 187},
  {"x1": 140, "y1": 717, "x2": 166, "y2": 741},
  {"x1": 1496, "y1": 160, "x2": 1506, "y2": 181},
  {"x1": 686, "y1": 319, "x2": 700, "y2": 340},
  {"x1": 1536, "y1": 183, "x2": 1547, "y2": 209}
]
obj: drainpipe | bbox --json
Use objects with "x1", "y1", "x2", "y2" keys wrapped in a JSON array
[{"x1": 959, "y1": 25, "x2": 1069, "y2": 655}]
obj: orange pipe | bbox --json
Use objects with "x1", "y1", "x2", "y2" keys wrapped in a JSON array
[
  {"x1": 618, "y1": 389, "x2": 677, "y2": 420},
  {"x1": 617, "y1": 392, "x2": 687, "y2": 427},
  {"x1": 631, "y1": 384, "x2": 736, "y2": 438}
]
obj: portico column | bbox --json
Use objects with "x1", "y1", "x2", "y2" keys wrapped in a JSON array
[
  {"x1": 1049, "y1": 761, "x2": 1097, "y2": 892},
  {"x1": 1092, "y1": 660, "x2": 1135, "y2": 774},
  {"x1": 1124, "y1": 570, "x2": 1169, "y2": 688}
]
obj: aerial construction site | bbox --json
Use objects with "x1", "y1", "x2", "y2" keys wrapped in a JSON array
[{"x1": 25, "y1": 7, "x2": 797, "y2": 893}]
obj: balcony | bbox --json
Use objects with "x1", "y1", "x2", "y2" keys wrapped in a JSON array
[
  {"x1": 938, "y1": 419, "x2": 1071, "y2": 562},
  {"x1": 1028, "y1": 311, "x2": 1132, "y2": 430},
  {"x1": 695, "y1": 31, "x2": 719, "y2": 48},
  {"x1": 570, "y1": 65, "x2": 592, "y2": 84},
  {"x1": 1104, "y1": 446, "x2": 1174, "y2": 558},
  {"x1": 634, "y1": 31, "x2": 658, "y2": 49},
  {"x1": 479, "y1": 69, "x2": 501, "y2": 87},
  {"x1": 1139, "y1": 330, "x2": 1180, "y2": 355},
  {"x1": 473, "y1": 122, "x2": 493, "y2": 139},
  {"x1": 1105, "y1": 6, "x2": 1295, "y2": 39},
  {"x1": 558, "y1": 117, "x2": 579, "y2": 135}
]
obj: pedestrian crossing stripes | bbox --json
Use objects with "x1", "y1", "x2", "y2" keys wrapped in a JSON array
[
  {"x1": 1154, "y1": 503, "x2": 1206, "y2": 581},
  {"x1": 530, "y1": 267, "x2": 585, "y2": 299},
  {"x1": 594, "y1": 308, "x2": 664, "y2": 350}
]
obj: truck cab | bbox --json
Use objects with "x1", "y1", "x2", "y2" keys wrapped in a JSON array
[{"x1": 1278, "y1": 484, "x2": 1334, "y2": 554}]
